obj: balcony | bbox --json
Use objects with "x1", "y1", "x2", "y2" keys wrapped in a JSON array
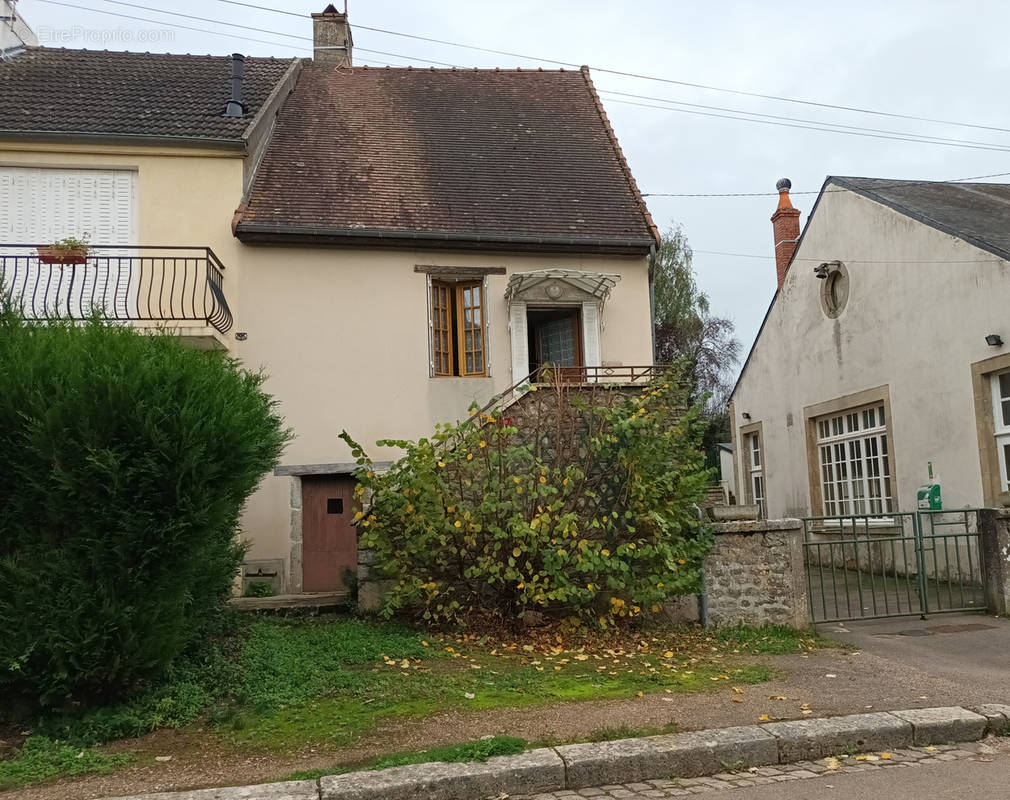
[{"x1": 0, "y1": 245, "x2": 233, "y2": 348}]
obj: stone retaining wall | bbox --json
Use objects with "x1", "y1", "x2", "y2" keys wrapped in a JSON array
[{"x1": 703, "y1": 518, "x2": 809, "y2": 628}]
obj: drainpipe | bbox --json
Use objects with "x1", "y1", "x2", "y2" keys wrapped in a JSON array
[{"x1": 648, "y1": 243, "x2": 657, "y2": 363}]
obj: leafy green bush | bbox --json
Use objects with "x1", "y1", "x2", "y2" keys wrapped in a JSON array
[
  {"x1": 342, "y1": 369, "x2": 712, "y2": 626},
  {"x1": 0, "y1": 310, "x2": 289, "y2": 709},
  {"x1": 244, "y1": 580, "x2": 276, "y2": 598}
]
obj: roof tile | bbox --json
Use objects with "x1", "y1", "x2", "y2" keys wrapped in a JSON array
[
  {"x1": 237, "y1": 65, "x2": 657, "y2": 250},
  {"x1": 0, "y1": 48, "x2": 295, "y2": 142}
]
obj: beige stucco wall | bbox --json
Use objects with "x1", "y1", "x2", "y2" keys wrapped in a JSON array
[
  {"x1": 236, "y1": 246, "x2": 652, "y2": 563},
  {"x1": 1, "y1": 142, "x2": 653, "y2": 582},
  {"x1": 731, "y1": 187, "x2": 1010, "y2": 518}
]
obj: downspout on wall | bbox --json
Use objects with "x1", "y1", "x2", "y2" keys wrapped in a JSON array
[{"x1": 648, "y1": 242, "x2": 657, "y2": 363}]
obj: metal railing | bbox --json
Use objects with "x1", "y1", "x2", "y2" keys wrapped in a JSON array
[
  {"x1": 465, "y1": 364, "x2": 669, "y2": 424},
  {"x1": 802, "y1": 510, "x2": 986, "y2": 623},
  {"x1": 0, "y1": 244, "x2": 233, "y2": 334}
]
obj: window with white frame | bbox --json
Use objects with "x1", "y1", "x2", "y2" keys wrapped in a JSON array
[
  {"x1": 991, "y1": 371, "x2": 1010, "y2": 492},
  {"x1": 815, "y1": 404, "x2": 892, "y2": 516},
  {"x1": 746, "y1": 432, "x2": 764, "y2": 516}
]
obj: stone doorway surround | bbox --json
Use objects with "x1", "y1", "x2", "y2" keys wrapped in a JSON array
[{"x1": 274, "y1": 461, "x2": 391, "y2": 595}]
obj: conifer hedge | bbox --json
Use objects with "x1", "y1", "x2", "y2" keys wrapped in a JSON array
[{"x1": 0, "y1": 310, "x2": 288, "y2": 709}]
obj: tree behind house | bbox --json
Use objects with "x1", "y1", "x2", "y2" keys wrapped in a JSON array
[{"x1": 652, "y1": 225, "x2": 741, "y2": 466}]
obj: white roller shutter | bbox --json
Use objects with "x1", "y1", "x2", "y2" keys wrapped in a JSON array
[{"x1": 0, "y1": 167, "x2": 137, "y2": 317}]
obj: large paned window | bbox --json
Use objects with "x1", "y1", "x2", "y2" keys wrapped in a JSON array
[
  {"x1": 430, "y1": 279, "x2": 486, "y2": 377},
  {"x1": 815, "y1": 404, "x2": 892, "y2": 516},
  {"x1": 991, "y1": 371, "x2": 1010, "y2": 492}
]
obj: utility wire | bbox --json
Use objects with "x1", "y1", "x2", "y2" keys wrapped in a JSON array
[
  {"x1": 643, "y1": 172, "x2": 1010, "y2": 199},
  {"x1": 600, "y1": 95, "x2": 1010, "y2": 155},
  {"x1": 599, "y1": 88, "x2": 1010, "y2": 151},
  {"x1": 205, "y1": 0, "x2": 1010, "y2": 136},
  {"x1": 35, "y1": 0, "x2": 461, "y2": 65},
  {"x1": 43, "y1": 2, "x2": 1010, "y2": 156},
  {"x1": 694, "y1": 249, "x2": 1008, "y2": 264}
]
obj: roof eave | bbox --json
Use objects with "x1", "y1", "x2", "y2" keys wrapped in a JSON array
[
  {"x1": 0, "y1": 130, "x2": 247, "y2": 152},
  {"x1": 234, "y1": 224, "x2": 655, "y2": 255}
]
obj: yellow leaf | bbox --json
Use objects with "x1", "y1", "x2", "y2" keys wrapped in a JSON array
[
  {"x1": 601, "y1": 549, "x2": 611, "y2": 557},
  {"x1": 400, "y1": 659, "x2": 409, "y2": 668},
  {"x1": 924, "y1": 746, "x2": 937, "y2": 751},
  {"x1": 421, "y1": 641, "x2": 429, "y2": 647},
  {"x1": 636, "y1": 691, "x2": 644, "y2": 697},
  {"x1": 758, "y1": 714, "x2": 770, "y2": 721},
  {"x1": 880, "y1": 753, "x2": 892, "y2": 760},
  {"x1": 513, "y1": 547, "x2": 522, "y2": 557},
  {"x1": 664, "y1": 651, "x2": 675, "y2": 659},
  {"x1": 732, "y1": 687, "x2": 744, "y2": 694}
]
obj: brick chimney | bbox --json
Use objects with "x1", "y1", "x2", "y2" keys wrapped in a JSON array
[
  {"x1": 312, "y1": 3, "x2": 353, "y2": 66},
  {"x1": 771, "y1": 178, "x2": 801, "y2": 289}
]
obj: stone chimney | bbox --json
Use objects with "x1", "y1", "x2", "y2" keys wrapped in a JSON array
[
  {"x1": 771, "y1": 178, "x2": 801, "y2": 289},
  {"x1": 312, "y1": 3, "x2": 353, "y2": 67}
]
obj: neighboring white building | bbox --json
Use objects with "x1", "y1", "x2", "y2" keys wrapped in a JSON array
[
  {"x1": 731, "y1": 176, "x2": 1010, "y2": 519},
  {"x1": 717, "y1": 442, "x2": 736, "y2": 505},
  {"x1": 1, "y1": 1, "x2": 36, "y2": 58}
]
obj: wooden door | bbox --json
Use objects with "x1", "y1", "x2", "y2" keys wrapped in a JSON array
[{"x1": 301, "y1": 475, "x2": 359, "y2": 593}]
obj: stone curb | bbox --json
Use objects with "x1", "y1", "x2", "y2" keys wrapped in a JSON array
[{"x1": 105, "y1": 706, "x2": 1000, "y2": 800}]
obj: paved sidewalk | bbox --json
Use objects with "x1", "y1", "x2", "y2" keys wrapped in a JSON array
[{"x1": 513, "y1": 742, "x2": 995, "y2": 799}]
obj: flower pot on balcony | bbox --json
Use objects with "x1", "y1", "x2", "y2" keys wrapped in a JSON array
[{"x1": 36, "y1": 246, "x2": 89, "y2": 265}]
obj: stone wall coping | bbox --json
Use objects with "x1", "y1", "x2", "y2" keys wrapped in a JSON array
[
  {"x1": 711, "y1": 518, "x2": 803, "y2": 535},
  {"x1": 275, "y1": 462, "x2": 393, "y2": 477},
  {"x1": 102, "y1": 706, "x2": 996, "y2": 800}
]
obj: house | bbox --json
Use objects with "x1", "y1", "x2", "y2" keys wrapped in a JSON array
[
  {"x1": 0, "y1": 7, "x2": 658, "y2": 596},
  {"x1": 1, "y1": 1, "x2": 36, "y2": 58},
  {"x1": 730, "y1": 175, "x2": 1010, "y2": 520}
]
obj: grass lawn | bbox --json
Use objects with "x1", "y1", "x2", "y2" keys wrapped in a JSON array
[{"x1": 0, "y1": 616, "x2": 826, "y2": 792}]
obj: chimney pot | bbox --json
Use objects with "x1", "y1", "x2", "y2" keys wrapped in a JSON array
[
  {"x1": 312, "y1": 4, "x2": 353, "y2": 67},
  {"x1": 771, "y1": 177, "x2": 801, "y2": 289},
  {"x1": 223, "y1": 52, "x2": 246, "y2": 117}
]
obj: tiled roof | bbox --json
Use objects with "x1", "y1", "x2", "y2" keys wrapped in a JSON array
[
  {"x1": 0, "y1": 48, "x2": 296, "y2": 143},
  {"x1": 236, "y1": 65, "x2": 659, "y2": 252},
  {"x1": 830, "y1": 176, "x2": 1010, "y2": 261}
]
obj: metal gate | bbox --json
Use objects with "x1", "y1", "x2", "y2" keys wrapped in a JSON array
[{"x1": 803, "y1": 510, "x2": 987, "y2": 623}]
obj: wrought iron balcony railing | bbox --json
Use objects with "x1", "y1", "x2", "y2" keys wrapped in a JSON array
[{"x1": 0, "y1": 245, "x2": 233, "y2": 334}]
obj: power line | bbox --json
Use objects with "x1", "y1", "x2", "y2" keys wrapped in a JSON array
[
  {"x1": 694, "y1": 249, "x2": 1006, "y2": 264},
  {"x1": 599, "y1": 88, "x2": 1010, "y2": 151},
  {"x1": 35, "y1": 0, "x2": 463, "y2": 65},
  {"x1": 41, "y1": 1, "x2": 1010, "y2": 157},
  {"x1": 643, "y1": 172, "x2": 1010, "y2": 199},
  {"x1": 600, "y1": 95, "x2": 1010, "y2": 155},
  {"x1": 205, "y1": 0, "x2": 1010, "y2": 137}
]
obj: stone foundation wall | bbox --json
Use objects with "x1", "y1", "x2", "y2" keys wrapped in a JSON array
[{"x1": 704, "y1": 518, "x2": 809, "y2": 628}]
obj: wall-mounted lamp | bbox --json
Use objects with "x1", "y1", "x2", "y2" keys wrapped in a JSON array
[
  {"x1": 742, "y1": 412, "x2": 752, "y2": 420},
  {"x1": 235, "y1": 332, "x2": 249, "y2": 342},
  {"x1": 814, "y1": 260, "x2": 842, "y2": 279},
  {"x1": 986, "y1": 333, "x2": 1003, "y2": 347}
]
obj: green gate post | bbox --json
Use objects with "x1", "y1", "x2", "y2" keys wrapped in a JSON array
[{"x1": 913, "y1": 512, "x2": 929, "y2": 619}]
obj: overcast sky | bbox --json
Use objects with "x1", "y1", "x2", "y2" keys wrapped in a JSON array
[{"x1": 14, "y1": 0, "x2": 1010, "y2": 371}]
